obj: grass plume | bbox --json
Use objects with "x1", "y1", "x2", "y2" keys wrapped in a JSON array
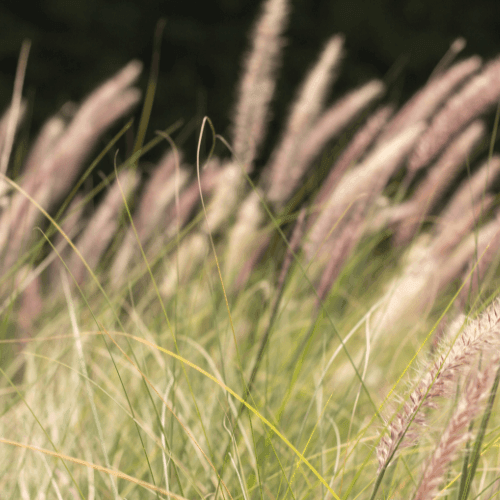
[{"x1": 3, "y1": 1, "x2": 500, "y2": 498}]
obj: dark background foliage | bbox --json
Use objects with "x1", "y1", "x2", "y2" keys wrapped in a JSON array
[{"x1": 1, "y1": 0, "x2": 500, "y2": 171}]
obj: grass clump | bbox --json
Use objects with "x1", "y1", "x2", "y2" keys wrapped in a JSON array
[{"x1": 2, "y1": 1, "x2": 500, "y2": 499}]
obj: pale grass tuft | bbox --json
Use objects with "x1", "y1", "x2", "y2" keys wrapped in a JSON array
[
  {"x1": 136, "y1": 159, "x2": 222, "y2": 291},
  {"x1": 0, "y1": 60, "x2": 142, "y2": 273},
  {"x1": 47, "y1": 193, "x2": 87, "y2": 290},
  {"x1": 305, "y1": 122, "x2": 424, "y2": 261},
  {"x1": 164, "y1": 157, "x2": 221, "y2": 236},
  {"x1": 17, "y1": 268, "x2": 43, "y2": 340},
  {"x1": 134, "y1": 150, "x2": 188, "y2": 243},
  {"x1": 372, "y1": 154, "x2": 500, "y2": 239},
  {"x1": 437, "y1": 215, "x2": 500, "y2": 292},
  {"x1": 68, "y1": 168, "x2": 140, "y2": 285},
  {"x1": 225, "y1": 189, "x2": 266, "y2": 283},
  {"x1": 234, "y1": 232, "x2": 271, "y2": 291},
  {"x1": 372, "y1": 235, "x2": 441, "y2": 338},
  {"x1": 409, "y1": 55, "x2": 500, "y2": 172},
  {"x1": 458, "y1": 221, "x2": 500, "y2": 309},
  {"x1": 110, "y1": 150, "x2": 189, "y2": 284},
  {"x1": 0, "y1": 101, "x2": 26, "y2": 159},
  {"x1": 158, "y1": 159, "x2": 244, "y2": 298},
  {"x1": 309, "y1": 104, "x2": 394, "y2": 229},
  {"x1": 379, "y1": 55, "x2": 482, "y2": 144},
  {"x1": 315, "y1": 201, "x2": 365, "y2": 308},
  {"x1": 160, "y1": 232, "x2": 209, "y2": 297},
  {"x1": 265, "y1": 35, "x2": 344, "y2": 206},
  {"x1": 231, "y1": 0, "x2": 290, "y2": 172},
  {"x1": 289, "y1": 80, "x2": 384, "y2": 199},
  {"x1": 276, "y1": 206, "x2": 306, "y2": 291},
  {"x1": 377, "y1": 297, "x2": 500, "y2": 472},
  {"x1": 0, "y1": 101, "x2": 27, "y2": 205},
  {"x1": 30, "y1": 60, "x2": 142, "y2": 207},
  {"x1": 6, "y1": 3, "x2": 500, "y2": 497},
  {"x1": 439, "y1": 155, "x2": 500, "y2": 225},
  {"x1": 205, "y1": 161, "x2": 244, "y2": 232},
  {"x1": 415, "y1": 358, "x2": 498, "y2": 500},
  {"x1": 430, "y1": 193, "x2": 494, "y2": 258},
  {"x1": 0, "y1": 41, "x2": 30, "y2": 177},
  {"x1": 429, "y1": 37, "x2": 467, "y2": 79},
  {"x1": 393, "y1": 119, "x2": 486, "y2": 246},
  {"x1": 21, "y1": 108, "x2": 70, "y2": 179},
  {"x1": 373, "y1": 214, "x2": 500, "y2": 336}
]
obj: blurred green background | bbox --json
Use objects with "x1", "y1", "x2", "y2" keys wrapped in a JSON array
[{"x1": 1, "y1": 0, "x2": 500, "y2": 169}]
